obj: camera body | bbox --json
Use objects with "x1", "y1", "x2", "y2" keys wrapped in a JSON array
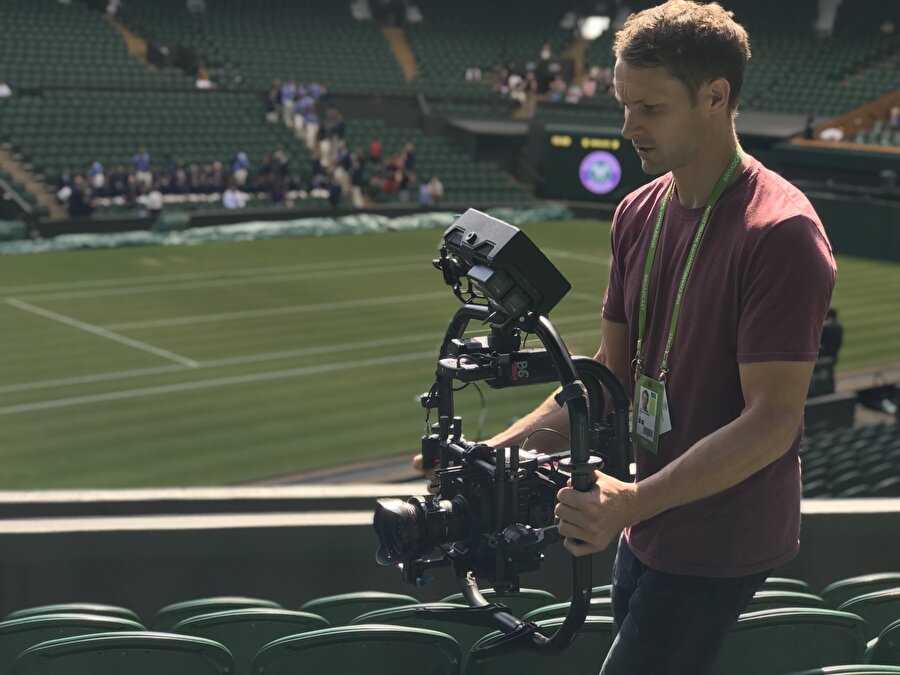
[{"x1": 376, "y1": 436, "x2": 567, "y2": 591}]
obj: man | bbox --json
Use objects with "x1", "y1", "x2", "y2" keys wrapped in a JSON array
[{"x1": 416, "y1": 2, "x2": 835, "y2": 672}]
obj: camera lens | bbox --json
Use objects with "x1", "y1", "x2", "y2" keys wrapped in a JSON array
[{"x1": 374, "y1": 496, "x2": 471, "y2": 565}]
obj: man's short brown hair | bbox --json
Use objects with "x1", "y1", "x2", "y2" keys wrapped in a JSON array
[{"x1": 614, "y1": 1, "x2": 751, "y2": 112}]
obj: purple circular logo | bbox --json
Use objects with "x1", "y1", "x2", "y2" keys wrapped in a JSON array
[{"x1": 579, "y1": 151, "x2": 622, "y2": 195}]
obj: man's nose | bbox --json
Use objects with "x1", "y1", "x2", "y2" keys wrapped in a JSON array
[{"x1": 621, "y1": 109, "x2": 636, "y2": 140}]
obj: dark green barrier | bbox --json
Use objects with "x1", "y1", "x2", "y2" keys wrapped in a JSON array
[{"x1": 808, "y1": 193, "x2": 900, "y2": 262}]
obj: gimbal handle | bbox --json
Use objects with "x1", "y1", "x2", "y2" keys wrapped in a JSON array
[{"x1": 435, "y1": 304, "x2": 599, "y2": 654}]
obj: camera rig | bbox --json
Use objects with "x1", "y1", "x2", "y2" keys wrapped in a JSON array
[{"x1": 374, "y1": 209, "x2": 631, "y2": 654}]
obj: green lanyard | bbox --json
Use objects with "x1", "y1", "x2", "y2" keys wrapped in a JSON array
[{"x1": 634, "y1": 147, "x2": 743, "y2": 382}]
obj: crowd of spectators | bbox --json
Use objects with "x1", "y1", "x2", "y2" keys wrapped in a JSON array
[{"x1": 55, "y1": 149, "x2": 304, "y2": 217}]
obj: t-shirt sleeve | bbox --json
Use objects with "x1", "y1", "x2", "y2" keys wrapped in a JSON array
[
  {"x1": 602, "y1": 204, "x2": 627, "y2": 323},
  {"x1": 737, "y1": 215, "x2": 836, "y2": 363}
]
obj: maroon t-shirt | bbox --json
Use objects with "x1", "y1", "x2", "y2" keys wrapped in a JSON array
[{"x1": 602, "y1": 154, "x2": 836, "y2": 577}]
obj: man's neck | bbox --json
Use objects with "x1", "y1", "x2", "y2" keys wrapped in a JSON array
[{"x1": 672, "y1": 128, "x2": 742, "y2": 209}]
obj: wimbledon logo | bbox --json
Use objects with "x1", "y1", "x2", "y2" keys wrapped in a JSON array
[{"x1": 579, "y1": 151, "x2": 622, "y2": 195}]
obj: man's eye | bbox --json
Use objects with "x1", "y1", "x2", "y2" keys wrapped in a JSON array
[{"x1": 644, "y1": 105, "x2": 659, "y2": 113}]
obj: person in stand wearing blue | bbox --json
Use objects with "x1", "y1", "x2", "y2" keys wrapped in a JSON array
[
  {"x1": 132, "y1": 149, "x2": 151, "y2": 191},
  {"x1": 231, "y1": 151, "x2": 251, "y2": 187}
]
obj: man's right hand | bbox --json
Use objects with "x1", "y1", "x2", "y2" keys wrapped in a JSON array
[{"x1": 413, "y1": 453, "x2": 440, "y2": 495}]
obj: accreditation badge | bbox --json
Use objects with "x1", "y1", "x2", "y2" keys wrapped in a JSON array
[{"x1": 632, "y1": 375, "x2": 665, "y2": 454}]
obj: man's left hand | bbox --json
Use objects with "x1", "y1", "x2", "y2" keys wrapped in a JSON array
[{"x1": 555, "y1": 470, "x2": 641, "y2": 556}]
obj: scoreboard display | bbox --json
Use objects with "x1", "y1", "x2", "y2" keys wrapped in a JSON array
[{"x1": 537, "y1": 124, "x2": 653, "y2": 203}]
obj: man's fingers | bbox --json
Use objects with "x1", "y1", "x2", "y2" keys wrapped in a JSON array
[
  {"x1": 554, "y1": 503, "x2": 592, "y2": 530},
  {"x1": 413, "y1": 454, "x2": 424, "y2": 472},
  {"x1": 563, "y1": 537, "x2": 602, "y2": 557}
]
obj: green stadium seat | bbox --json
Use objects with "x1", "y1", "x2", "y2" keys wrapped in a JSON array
[
  {"x1": 823, "y1": 575, "x2": 900, "y2": 610},
  {"x1": 839, "y1": 590, "x2": 900, "y2": 640},
  {"x1": 522, "y1": 597, "x2": 614, "y2": 622},
  {"x1": 172, "y1": 608, "x2": 329, "y2": 675},
  {"x1": 867, "y1": 619, "x2": 900, "y2": 666},
  {"x1": 250, "y1": 625, "x2": 461, "y2": 675},
  {"x1": 11, "y1": 632, "x2": 233, "y2": 675},
  {"x1": 152, "y1": 597, "x2": 282, "y2": 631},
  {"x1": 349, "y1": 603, "x2": 491, "y2": 670},
  {"x1": 762, "y1": 578, "x2": 812, "y2": 593},
  {"x1": 299, "y1": 592, "x2": 419, "y2": 626},
  {"x1": 439, "y1": 588, "x2": 556, "y2": 618},
  {"x1": 711, "y1": 608, "x2": 869, "y2": 675},
  {"x1": 746, "y1": 591, "x2": 825, "y2": 612},
  {"x1": 0, "y1": 614, "x2": 145, "y2": 669},
  {"x1": 780, "y1": 668, "x2": 900, "y2": 675},
  {"x1": 4, "y1": 604, "x2": 141, "y2": 624},
  {"x1": 465, "y1": 616, "x2": 616, "y2": 675}
]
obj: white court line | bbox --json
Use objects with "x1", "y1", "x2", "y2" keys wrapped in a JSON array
[
  {"x1": 0, "y1": 313, "x2": 604, "y2": 396},
  {"x1": 0, "y1": 351, "x2": 436, "y2": 416},
  {"x1": 0, "y1": 255, "x2": 425, "y2": 295},
  {"x1": 105, "y1": 291, "x2": 450, "y2": 331},
  {"x1": 19, "y1": 261, "x2": 427, "y2": 302},
  {"x1": 6, "y1": 299, "x2": 199, "y2": 369}
]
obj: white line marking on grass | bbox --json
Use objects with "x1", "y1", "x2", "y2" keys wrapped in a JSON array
[
  {"x1": 6, "y1": 298, "x2": 199, "y2": 369},
  {"x1": 0, "y1": 351, "x2": 436, "y2": 416},
  {"x1": 0, "y1": 312, "x2": 604, "y2": 396},
  {"x1": 19, "y1": 261, "x2": 427, "y2": 302},
  {"x1": 0, "y1": 255, "x2": 425, "y2": 295},
  {"x1": 105, "y1": 291, "x2": 451, "y2": 330},
  {"x1": 0, "y1": 364, "x2": 189, "y2": 395}
]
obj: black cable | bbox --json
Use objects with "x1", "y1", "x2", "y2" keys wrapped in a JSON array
[{"x1": 521, "y1": 427, "x2": 570, "y2": 452}]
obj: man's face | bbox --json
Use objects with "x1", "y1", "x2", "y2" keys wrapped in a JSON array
[{"x1": 614, "y1": 59, "x2": 709, "y2": 175}]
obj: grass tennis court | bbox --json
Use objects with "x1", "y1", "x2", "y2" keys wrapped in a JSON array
[{"x1": 0, "y1": 219, "x2": 897, "y2": 489}]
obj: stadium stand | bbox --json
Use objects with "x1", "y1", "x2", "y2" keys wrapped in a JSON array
[
  {"x1": 801, "y1": 423, "x2": 900, "y2": 498},
  {"x1": 118, "y1": 0, "x2": 408, "y2": 95},
  {"x1": 0, "y1": 570, "x2": 896, "y2": 672}
]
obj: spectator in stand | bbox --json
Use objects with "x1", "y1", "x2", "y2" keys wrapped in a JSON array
[
  {"x1": 304, "y1": 108, "x2": 320, "y2": 152},
  {"x1": 56, "y1": 168, "x2": 73, "y2": 193},
  {"x1": 266, "y1": 80, "x2": 281, "y2": 123},
  {"x1": 108, "y1": 163, "x2": 129, "y2": 197},
  {"x1": 273, "y1": 150, "x2": 290, "y2": 179},
  {"x1": 0, "y1": 79, "x2": 12, "y2": 99},
  {"x1": 87, "y1": 159, "x2": 105, "y2": 190},
  {"x1": 132, "y1": 149, "x2": 152, "y2": 191},
  {"x1": 581, "y1": 72, "x2": 598, "y2": 98},
  {"x1": 889, "y1": 105, "x2": 900, "y2": 132},
  {"x1": 67, "y1": 175, "x2": 94, "y2": 217},
  {"x1": 426, "y1": 176, "x2": 444, "y2": 206},
  {"x1": 369, "y1": 137, "x2": 383, "y2": 164},
  {"x1": 222, "y1": 180, "x2": 246, "y2": 209},
  {"x1": 280, "y1": 79, "x2": 297, "y2": 126},
  {"x1": 549, "y1": 74, "x2": 567, "y2": 102},
  {"x1": 308, "y1": 81, "x2": 327, "y2": 101},
  {"x1": 195, "y1": 62, "x2": 214, "y2": 90},
  {"x1": 232, "y1": 151, "x2": 251, "y2": 186},
  {"x1": 418, "y1": 178, "x2": 432, "y2": 206},
  {"x1": 402, "y1": 142, "x2": 416, "y2": 172},
  {"x1": 350, "y1": 156, "x2": 365, "y2": 208}
]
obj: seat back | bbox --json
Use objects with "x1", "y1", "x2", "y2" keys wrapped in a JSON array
[
  {"x1": 822, "y1": 575, "x2": 900, "y2": 609},
  {"x1": 439, "y1": 589, "x2": 556, "y2": 618},
  {"x1": 746, "y1": 591, "x2": 825, "y2": 612},
  {"x1": 839, "y1": 590, "x2": 900, "y2": 639},
  {"x1": 0, "y1": 614, "x2": 144, "y2": 670},
  {"x1": 251, "y1": 624, "x2": 461, "y2": 675},
  {"x1": 152, "y1": 596, "x2": 282, "y2": 631},
  {"x1": 465, "y1": 616, "x2": 616, "y2": 675},
  {"x1": 711, "y1": 608, "x2": 869, "y2": 675},
  {"x1": 11, "y1": 631, "x2": 234, "y2": 675},
  {"x1": 173, "y1": 608, "x2": 329, "y2": 675},
  {"x1": 779, "y1": 666, "x2": 900, "y2": 674},
  {"x1": 522, "y1": 597, "x2": 614, "y2": 622},
  {"x1": 868, "y1": 619, "x2": 900, "y2": 666},
  {"x1": 4, "y1": 604, "x2": 140, "y2": 624},
  {"x1": 763, "y1": 578, "x2": 812, "y2": 593},
  {"x1": 350, "y1": 603, "x2": 488, "y2": 669},
  {"x1": 300, "y1": 592, "x2": 418, "y2": 626}
]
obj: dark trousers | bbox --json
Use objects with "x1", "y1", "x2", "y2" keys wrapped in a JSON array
[{"x1": 599, "y1": 535, "x2": 771, "y2": 675}]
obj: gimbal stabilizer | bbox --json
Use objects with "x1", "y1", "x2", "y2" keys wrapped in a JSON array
[{"x1": 374, "y1": 209, "x2": 631, "y2": 655}]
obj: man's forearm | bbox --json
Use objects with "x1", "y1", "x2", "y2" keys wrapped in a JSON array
[
  {"x1": 484, "y1": 389, "x2": 571, "y2": 451},
  {"x1": 632, "y1": 405, "x2": 800, "y2": 525}
]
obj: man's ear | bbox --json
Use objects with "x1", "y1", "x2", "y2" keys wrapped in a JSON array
[{"x1": 706, "y1": 77, "x2": 732, "y2": 114}]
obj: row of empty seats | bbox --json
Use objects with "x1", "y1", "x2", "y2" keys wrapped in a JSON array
[
  {"x1": 1, "y1": 572, "x2": 898, "y2": 674},
  {"x1": 802, "y1": 422, "x2": 900, "y2": 498}
]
